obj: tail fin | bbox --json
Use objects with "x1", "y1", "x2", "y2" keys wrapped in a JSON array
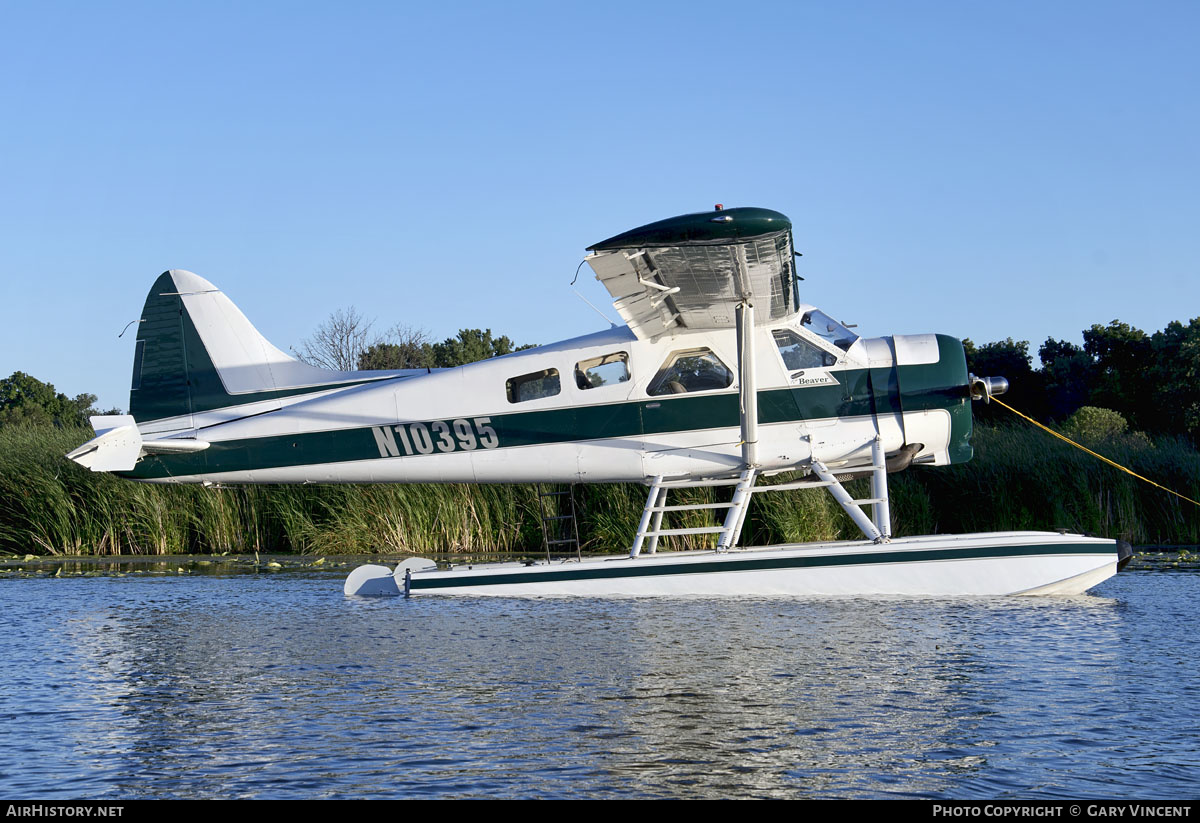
[{"x1": 130, "y1": 270, "x2": 366, "y2": 428}]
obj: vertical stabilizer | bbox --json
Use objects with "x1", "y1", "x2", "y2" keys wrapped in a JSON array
[{"x1": 129, "y1": 270, "x2": 368, "y2": 427}]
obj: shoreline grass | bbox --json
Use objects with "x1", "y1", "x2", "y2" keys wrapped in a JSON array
[{"x1": 3, "y1": 423, "x2": 1199, "y2": 556}]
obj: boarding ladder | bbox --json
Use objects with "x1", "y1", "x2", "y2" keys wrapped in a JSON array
[
  {"x1": 628, "y1": 437, "x2": 894, "y2": 558},
  {"x1": 629, "y1": 469, "x2": 756, "y2": 557},
  {"x1": 537, "y1": 483, "x2": 582, "y2": 562}
]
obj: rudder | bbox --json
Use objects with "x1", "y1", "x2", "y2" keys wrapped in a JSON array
[{"x1": 128, "y1": 270, "x2": 368, "y2": 428}]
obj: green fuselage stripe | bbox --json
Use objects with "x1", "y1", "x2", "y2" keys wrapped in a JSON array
[{"x1": 410, "y1": 543, "x2": 1116, "y2": 590}]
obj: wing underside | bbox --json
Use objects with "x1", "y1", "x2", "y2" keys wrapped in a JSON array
[{"x1": 585, "y1": 208, "x2": 799, "y2": 340}]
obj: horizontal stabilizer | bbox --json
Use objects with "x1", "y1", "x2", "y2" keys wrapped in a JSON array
[
  {"x1": 66, "y1": 416, "x2": 143, "y2": 472},
  {"x1": 67, "y1": 415, "x2": 209, "y2": 472}
]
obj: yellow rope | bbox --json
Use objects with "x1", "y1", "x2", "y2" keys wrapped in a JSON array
[{"x1": 989, "y1": 396, "x2": 1200, "y2": 509}]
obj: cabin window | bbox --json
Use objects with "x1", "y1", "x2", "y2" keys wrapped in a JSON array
[
  {"x1": 506, "y1": 368, "x2": 561, "y2": 403},
  {"x1": 647, "y1": 348, "x2": 733, "y2": 396},
  {"x1": 773, "y1": 329, "x2": 837, "y2": 370},
  {"x1": 800, "y1": 310, "x2": 858, "y2": 351},
  {"x1": 575, "y1": 352, "x2": 630, "y2": 390}
]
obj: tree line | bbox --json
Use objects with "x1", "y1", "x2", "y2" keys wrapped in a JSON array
[
  {"x1": 289, "y1": 306, "x2": 536, "y2": 372},
  {"x1": 0, "y1": 310, "x2": 538, "y2": 429},
  {"x1": 966, "y1": 318, "x2": 1200, "y2": 441},
  {"x1": 0, "y1": 371, "x2": 117, "y2": 429}
]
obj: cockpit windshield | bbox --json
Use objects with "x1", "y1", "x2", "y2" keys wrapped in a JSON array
[{"x1": 800, "y1": 310, "x2": 858, "y2": 351}]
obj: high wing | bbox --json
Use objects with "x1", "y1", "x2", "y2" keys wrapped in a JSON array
[{"x1": 585, "y1": 206, "x2": 799, "y2": 339}]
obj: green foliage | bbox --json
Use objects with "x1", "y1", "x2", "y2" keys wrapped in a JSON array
[
  {"x1": 746, "y1": 474, "x2": 852, "y2": 543},
  {"x1": 964, "y1": 338, "x2": 1045, "y2": 423},
  {"x1": 1083, "y1": 320, "x2": 1151, "y2": 428},
  {"x1": 1039, "y1": 337, "x2": 1085, "y2": 365},
  {"x1": 5, "y1": 420, "x2": 1200, "y2": 556},
  {"x1": 1061, "y1": 406, "x2": 1129, "y2": 442},
  {"x1": 429, "y1": 329, "x2": 537, "y2": 367},
  {"x1": 894, "y1": 424, "x2": 1200, "y2": 545},
  {"x1": 0, "y1": 423, "x2": 543, "y2": 556},
  {"x1": 1039, "y1": 338, "x2": 1093, "y2": 420},
  {"x1": 974, "y1": 316, "x2": 1200, "y2": 443},
  {"x1": 966, "y1": 337, "x2": 1033, "y2": 377},
  {"x1": 358, "y1": 341, "x2": 433, "y2": 370},
  {"x1": 1145, "y1": 318, "x2": 1200, "y2": 438},
  {"x1": 354, "y1": 328, "x2": 537, "y2": 369},
  {"x1": 0, "y1": 371, "x2": 100, "y2": 429}
]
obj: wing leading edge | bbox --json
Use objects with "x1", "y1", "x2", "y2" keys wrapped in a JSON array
[{"x1": 585, "y1": 206, "x2": 799, "y2": 340}]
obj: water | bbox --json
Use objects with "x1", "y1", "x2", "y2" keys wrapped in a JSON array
[{"x1": 1, "y1": 560, "x2": 1198, "y2": 799}]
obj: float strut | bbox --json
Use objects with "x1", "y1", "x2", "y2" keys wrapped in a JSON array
[
  {"x1": 870, "y1": 436, "x2": 892, "y2": 539},
  {"x1": 631, "y1": 475, "x2": 665, "y2": 558},
  {"x1": 646, "y1": 485, "x2": 668, "y2": 554},
  {"x1": 717, "y1": 468, "x2": 758, "y2": 552},
  {"x1": 811, "y1": 460, "x2": 886, "y2": 543}
]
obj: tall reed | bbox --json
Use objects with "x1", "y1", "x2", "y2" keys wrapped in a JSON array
[{"x1": 3, "y1": 422, "x2": 1198, "y2": 556}]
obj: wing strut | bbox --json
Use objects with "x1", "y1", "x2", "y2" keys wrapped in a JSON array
[{"x1": 735, "y1": 299, "x2": 758, "y2": 469}]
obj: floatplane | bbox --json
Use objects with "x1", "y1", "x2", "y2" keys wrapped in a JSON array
[{"x1": 68, "y1": 206, "x2": 1130, "y2": 597}]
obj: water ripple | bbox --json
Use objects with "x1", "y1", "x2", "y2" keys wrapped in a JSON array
[{"x1": 0, "y1": 570, "x2": 1197, "y2": 797}]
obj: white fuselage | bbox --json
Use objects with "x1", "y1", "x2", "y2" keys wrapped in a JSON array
[{"x1": 135, "y1": 309, "x2": 959, "y2": 486}]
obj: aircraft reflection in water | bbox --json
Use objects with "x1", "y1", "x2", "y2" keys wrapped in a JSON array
[{"x1": 8, "y1": 564, "x2": 1145, "y2": 799}]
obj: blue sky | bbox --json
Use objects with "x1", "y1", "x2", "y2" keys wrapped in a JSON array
[{"x1": 2, "y1": 1, "x2": 1197, "y2": 412}]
